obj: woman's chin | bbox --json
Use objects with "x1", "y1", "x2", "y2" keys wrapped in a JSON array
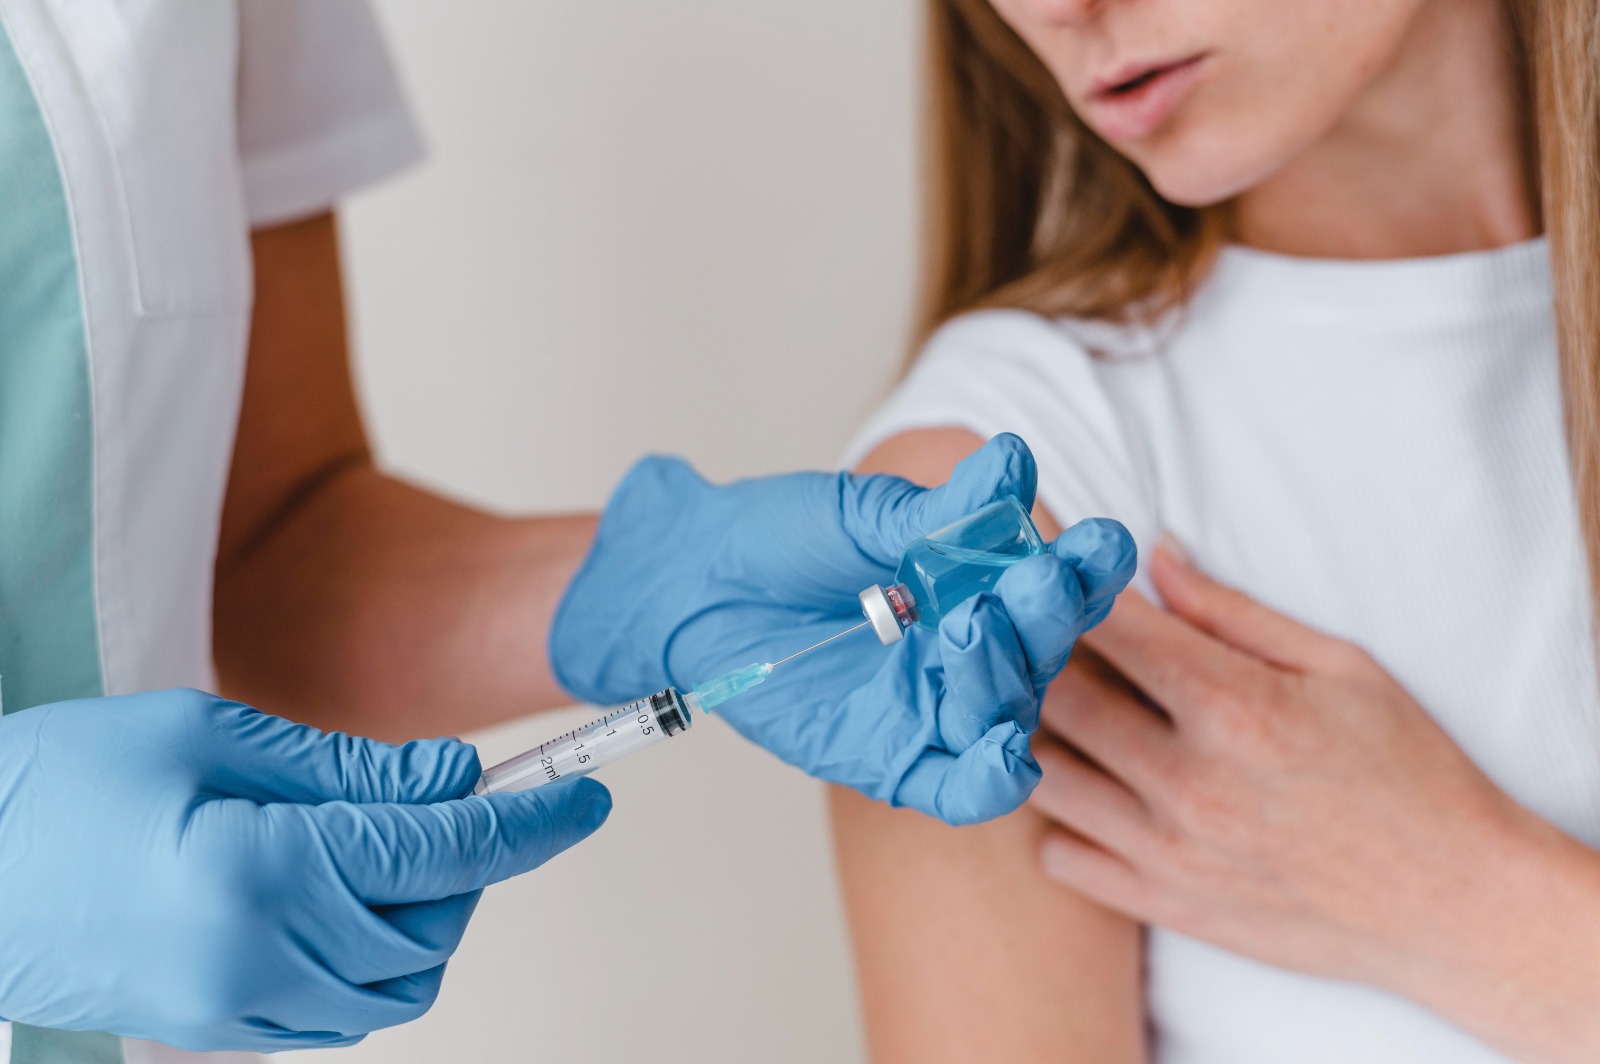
[
  {"x1": 1142, "y1": 160, "x2": 1257, "y2": 210},
  {"x1": 1132, "y1": 136, "x2": 1284, "y2": 210}
]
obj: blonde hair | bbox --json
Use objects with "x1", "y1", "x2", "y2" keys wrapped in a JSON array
[
  {"x1": 1518, "y1": 0, "x2": 1600, "y2": 617},
  {"x1": 918, "y1": 0, "x2": 1600, "y2": 612}
]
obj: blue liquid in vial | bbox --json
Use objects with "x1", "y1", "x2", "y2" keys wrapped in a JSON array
[{"x1": 894, "y1": 496, "x2": 1044, "y2": 631}]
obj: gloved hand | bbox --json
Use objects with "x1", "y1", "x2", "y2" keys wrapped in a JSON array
[
  {"x1": 0, "y1": 689, "x2": 610, "y2": 1051},
  {"x1": 551, "y1": 433, "x2": 1135, "y2": 824}
]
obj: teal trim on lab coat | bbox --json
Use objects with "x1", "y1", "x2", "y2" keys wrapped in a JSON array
[
  {"x1": 0, "y1": 16, "x2": 123, "y2": 1064},
  {"x1": 8, "y1": 1029, "x2": 122, "y2": 1064}
]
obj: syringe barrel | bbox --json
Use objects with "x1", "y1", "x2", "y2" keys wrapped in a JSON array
[{"x1": 474, "y1": 688, "x2": 693, "y2": 795}]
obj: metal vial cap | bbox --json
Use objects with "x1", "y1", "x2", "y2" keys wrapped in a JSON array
[{"x1": 859, "y1": 585, "x2": 906, "y2": 645}]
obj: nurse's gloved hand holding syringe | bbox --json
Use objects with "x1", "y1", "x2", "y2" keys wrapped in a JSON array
[
  {"x1": 550, "y1": 433, "x2": 1135, "y2": 824},
  {"x1": 0, "y1": 690, "x2": 608, "y2": 1052}
]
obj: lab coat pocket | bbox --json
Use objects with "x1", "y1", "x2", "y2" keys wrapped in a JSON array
[{"x1": 47, "y1": 0, "x2": 251, "y2": 318}]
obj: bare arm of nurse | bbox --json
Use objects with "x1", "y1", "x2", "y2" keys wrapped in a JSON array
[
  {"x1": 213, "y1": 212, "x2": 593, "y2": 741},
  {"x1": 212, "y1": 214, "x2": 1132, "y2": 832},
  {"x1": 832, "y1": 427, "x2": 1145, "y2": 1064}
]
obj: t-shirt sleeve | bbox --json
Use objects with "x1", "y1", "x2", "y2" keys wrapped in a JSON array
[
  {"x1": 845, "y1": 309, "x2": 1161, "y2": 554},
  {"x1": 236, "y1": 0, "x2": 426, "y2": 227}
]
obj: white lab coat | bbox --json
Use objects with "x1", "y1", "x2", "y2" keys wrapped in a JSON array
[{"x1": 0, "y1": 1, "x2": 422, "y2": 1060}]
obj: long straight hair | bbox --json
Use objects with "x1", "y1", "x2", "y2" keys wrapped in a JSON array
[{"x1": 917, "y1": 0, "x2": 1600, "y2": 615}]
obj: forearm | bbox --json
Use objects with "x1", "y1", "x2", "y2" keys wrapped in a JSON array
[
  {"x1": 1386, "y1": 809, "x2": 1600, "y2": 1063},
  {"x1": 214, "y1": 463, "x2": 597, "y2": 742},
  {"x1": 218, "y1": 212, "x2": 602, "y2": 741}
]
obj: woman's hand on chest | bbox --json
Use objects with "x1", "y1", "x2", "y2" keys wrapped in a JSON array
[{"x1": 1030, "y1": 542, "x2": 1600, "y2": 1063}]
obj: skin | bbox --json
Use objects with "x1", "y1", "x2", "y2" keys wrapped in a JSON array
[
  {"x1": 1035, "y1": 547, "x2": 1600, "y2": 1061},
  {"x1": 992, "y1": 0, "x2": 1536, "y2": 255},
  {"x1": 214, "y1": 212, "x2": 596, "y2": 741},
  {"x1": 834, "y1": 429, "x2": 1146, "y2": 1064},
  {"x1": 837, "y1": 0, "x2": 1589, "y2": 1060}
]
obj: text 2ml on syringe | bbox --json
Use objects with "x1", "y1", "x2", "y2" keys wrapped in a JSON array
[{"x1": 474, "y1": 496, "x2": 1045, "y2": 795}]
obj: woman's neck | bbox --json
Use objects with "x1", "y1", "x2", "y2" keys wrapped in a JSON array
[{"x1": 1233, "y1": 0, "x2": 1538, "y2": 260}]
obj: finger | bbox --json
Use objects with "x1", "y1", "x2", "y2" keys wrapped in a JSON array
[
  {"x1": 1150, "y1": 542, "x2": 1363, "y2": 675},
  {"x1": 1030, "y1": 741, "x2": 1155, "y2": 860},
  {"x1": 311, "y1": 777, "x2": 612, "y2": 904},
  {"x1": 223, "y1": 933, "x2": 440, "y2": 1040},
  {"x1": 1038, "y1": 655, "x2": 1179, "y2": 793},
  {"x1": 1082, "y1": 589, "x2": 1263, "y2": 725},
  {"x1": 1038, "y1": 648, "x2": 1150, "y2": 735},
  {"x1": 892, "y1": 719, "x2": 1041, "y2": 825},
  {"x1": 304, "y1": 889, "x2": 481, "y2": 988},
  {"x1": 248, "y1": 800, "x2": 488, "y2": 985},
  {"x1": 1051, "y1": 517, "x2": 1138, "y2": 630},
  {"x1": 329, "y1": 892, "x2": 480, "y2": 985},
  {"x1": 1039, "y1": 830, "x2": 1159, "y2": 920},
  {"x1": 936, "y1": 593, "x2": 1038, "y2": 749},
  {"x1": 990, "y1": 553, "x2": 1090, "y2": 691},
  {"x1": 199, "y1": 698, "x2": 481, "y2": 805},
  {"x1": 942, "y1": 517, "x2": 1137, "y2": 733},
  {"x1": 842, "y1": 433, "x2": 1037, "y2": 564},
  {"x1": 237, "y1": 1026, "x2": 365, "y2": 1051},
  {"x1": 360, "y1": 963, "x2": 448, "y2": 1021},
  {"x1": 1038, "y1": 649, "x2": 1146, "y2": 735},
  {"x1": 375, "y1": 891, "x2": 482, "y2": 965},
  {"x1": 265, "y1": 972, "x2": 442, "y2": 1039}
]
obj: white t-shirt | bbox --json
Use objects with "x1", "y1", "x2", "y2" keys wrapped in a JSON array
[
  {"x1": 848, "y1": 238, "x2": 1599, "y2": 1063},
  {"x1": 0, "y1": 1, "x2": 421, "y2": 1061}
]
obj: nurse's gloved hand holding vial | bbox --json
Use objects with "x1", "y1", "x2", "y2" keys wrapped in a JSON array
[
  {"x1": 479, "y1": 492, "x2": 1066, "y2": 797},
  {"x1": 549, "y1": 434, "x2": 1136, "y2": 825}
]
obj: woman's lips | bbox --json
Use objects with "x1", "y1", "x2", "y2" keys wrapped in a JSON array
[{"x1": 1083, "y1": 54, "x2": 1208, "y2": 143}]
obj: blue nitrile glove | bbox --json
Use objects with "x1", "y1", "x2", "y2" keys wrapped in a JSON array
[
  {"x1": 551, "y1": 434, "x2": 1135, "y2": 825},
  {"x1": 0, "y1": 689, "x2": 610, "y2": 1051}
]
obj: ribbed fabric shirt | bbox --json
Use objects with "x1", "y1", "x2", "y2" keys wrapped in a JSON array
[{"x1": 846, "y1": 238, "x2": 1598, "y2": 1063}]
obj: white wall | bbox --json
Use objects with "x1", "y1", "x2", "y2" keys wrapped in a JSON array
[{"x1": 284, "y1": 3, "x2": 919, "y2": 1061}]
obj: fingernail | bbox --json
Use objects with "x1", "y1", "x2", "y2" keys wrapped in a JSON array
[{"x1": 1157, "y1": 531, "x2": 1193, "y2": 566}]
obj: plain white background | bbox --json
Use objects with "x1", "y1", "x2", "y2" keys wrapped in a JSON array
[{"x1": 285, "y1": 2, "x2": 920, "y2": 1061}]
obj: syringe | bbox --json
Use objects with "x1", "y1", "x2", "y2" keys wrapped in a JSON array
[
  {"x1": 474, "y1": 496, "x2": 1045, "y2": 795},
  {"x1": 474, "y1": 688, "x2": 697, "y2": 795},
  {"x1": 473, "y1": 625, "x2": 871, "y2": 796}
]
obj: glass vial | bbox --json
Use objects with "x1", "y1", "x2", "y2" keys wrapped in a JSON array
[{"x1": 859, "y1": 495, "x2": 1045, "y2": 643}]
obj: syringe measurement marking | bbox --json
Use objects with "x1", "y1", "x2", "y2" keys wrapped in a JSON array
[{"x1": 529, "y1": 701, "x2": 660, "y2": 783}]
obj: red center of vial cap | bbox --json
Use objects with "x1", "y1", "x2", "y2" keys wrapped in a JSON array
[
  {"x1": 859, "y1": 584, "x2": 916, "y2": 645},
  {"x1": 885, "y1": 584, "x2": 917, "y2": 624}
]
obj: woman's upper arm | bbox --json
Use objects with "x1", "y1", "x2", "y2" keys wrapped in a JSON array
[{"x1": 833, "y1": 428, "x2": 1145, "y2": 1064}]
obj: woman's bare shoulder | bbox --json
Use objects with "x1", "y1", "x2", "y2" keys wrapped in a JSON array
[{"x1": 834, "y1": 429, "x2": 1146, "y2": 1064}]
